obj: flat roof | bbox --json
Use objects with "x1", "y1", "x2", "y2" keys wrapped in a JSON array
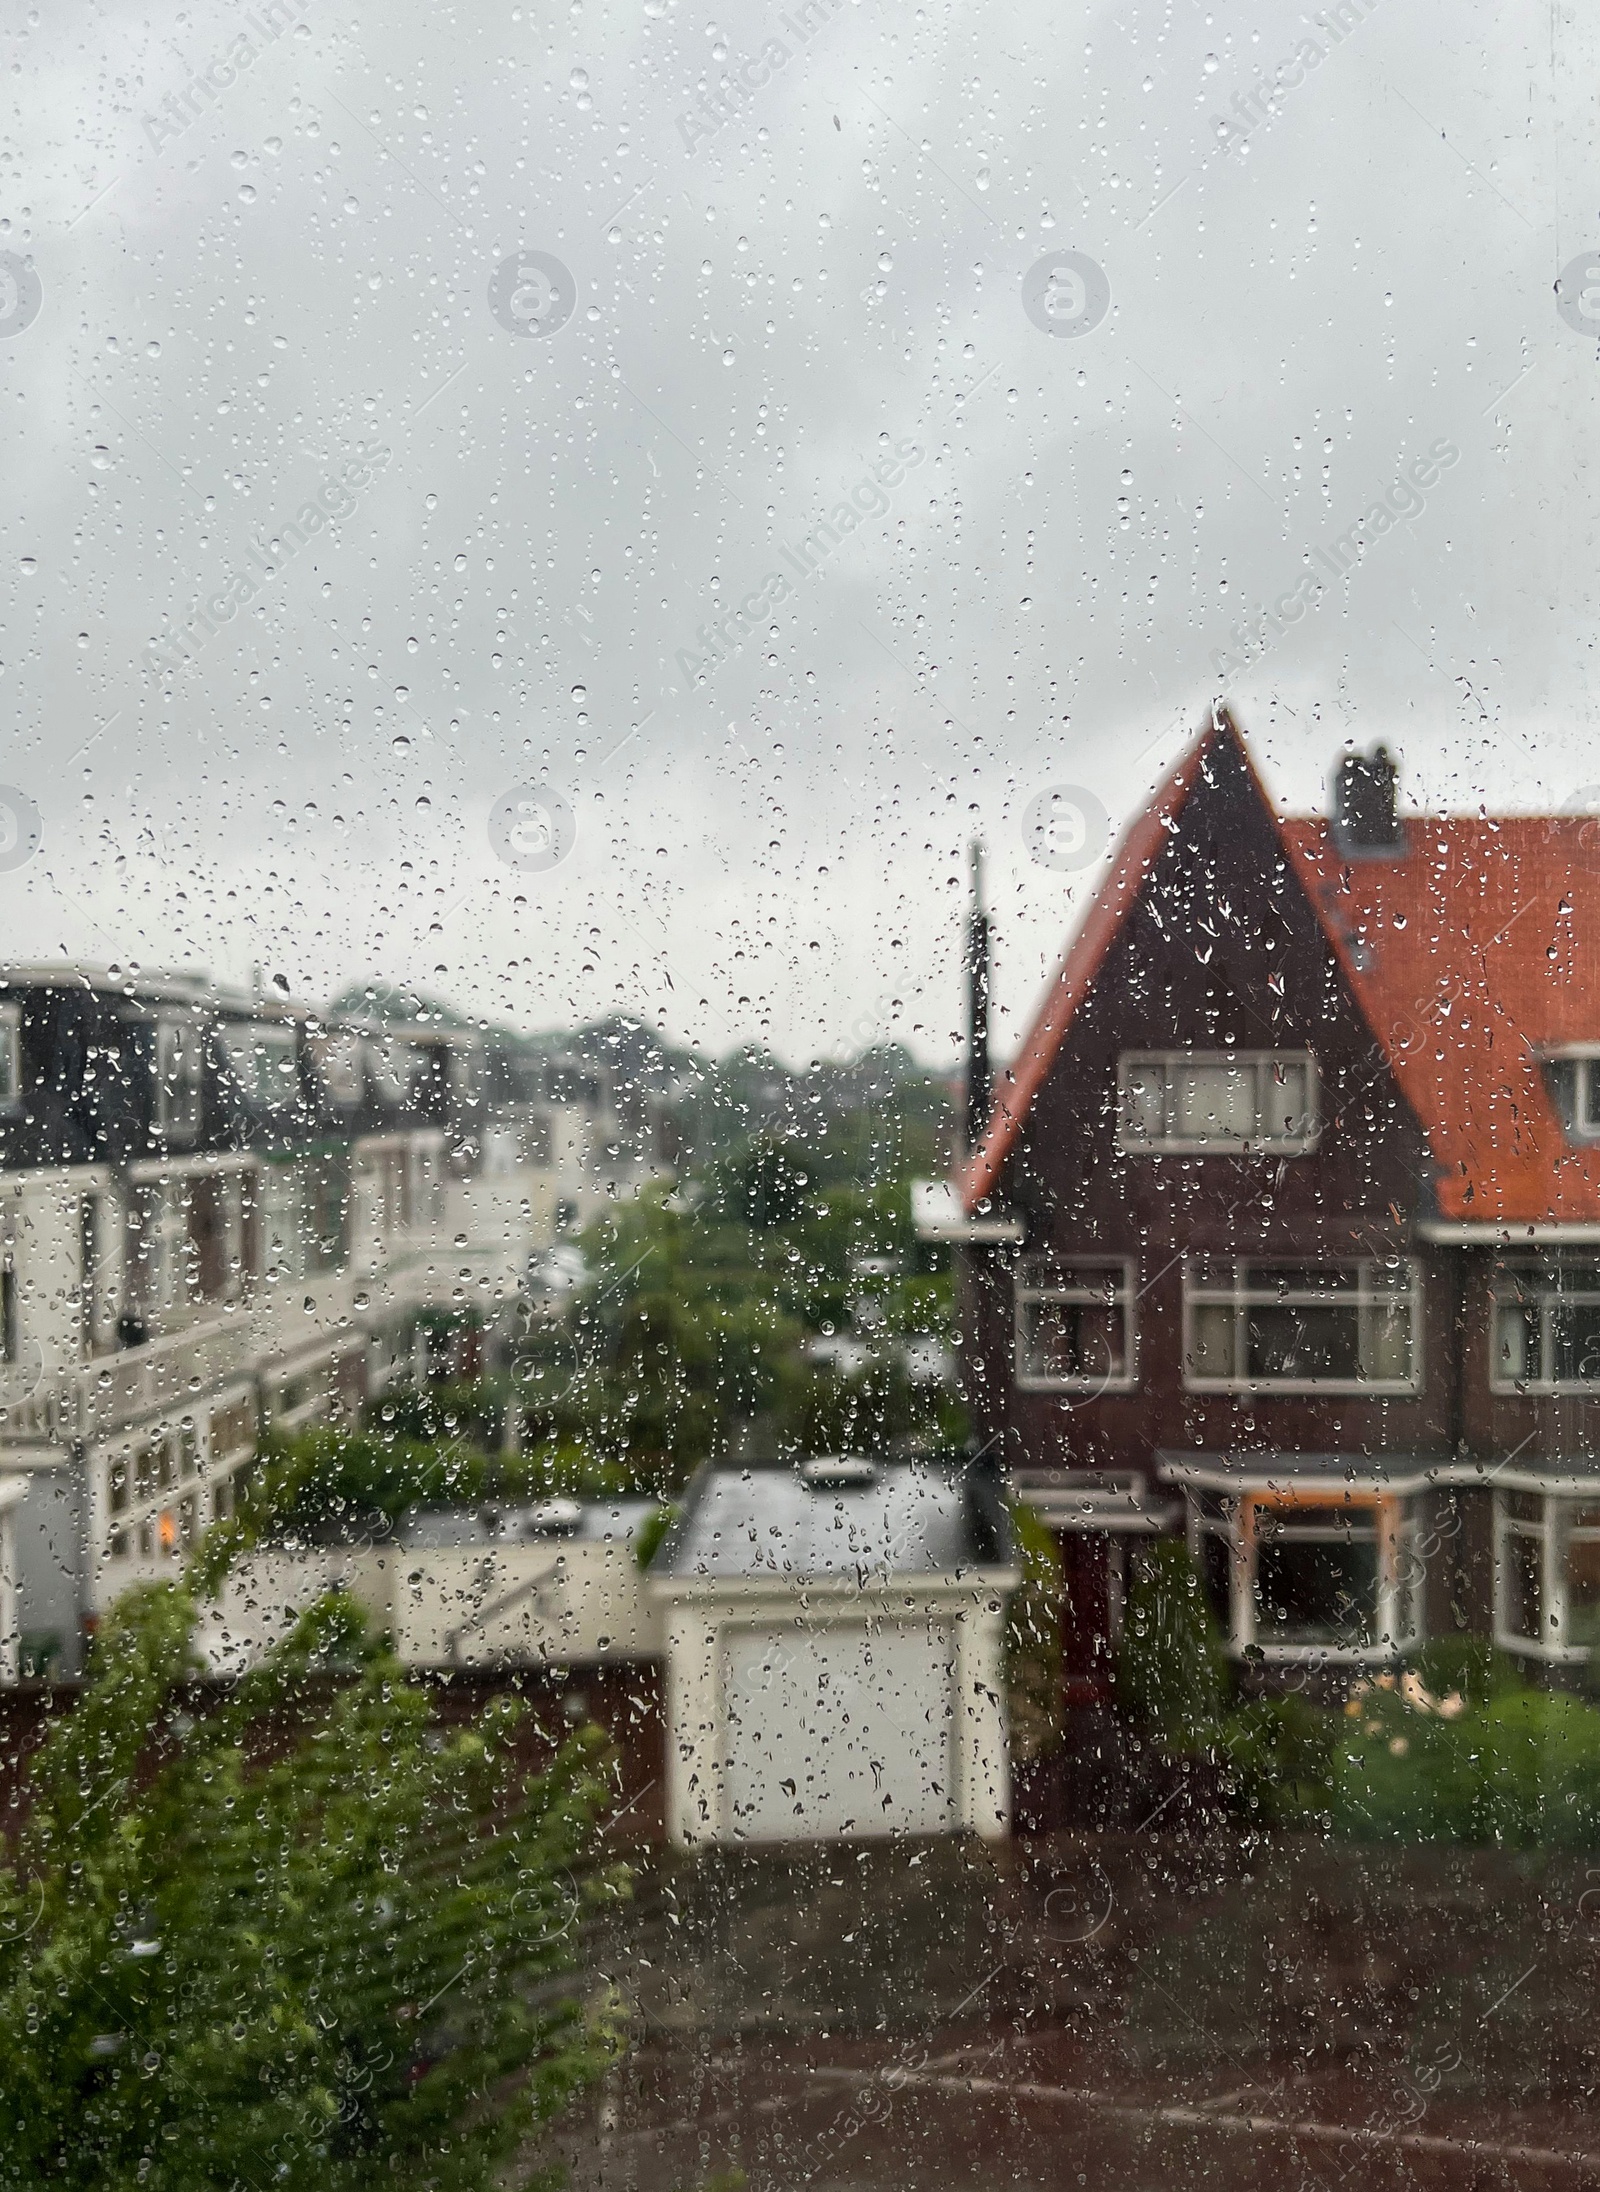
[
  {"x1": 399, "y1": 1499, "x2": 657, "y2": 1549},
  {"x1": 653, "y1": 1455, "x2": 1013, "y2": 1582}
]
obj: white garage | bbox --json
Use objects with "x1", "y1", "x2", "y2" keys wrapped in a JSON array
[{"x1": 650, "y1": 1453, "x2": 1018, "y2": 1847}]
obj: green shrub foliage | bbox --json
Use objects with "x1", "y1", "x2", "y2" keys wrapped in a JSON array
[
  {"x1": 0, "y1": 1584, "x2": 626, "y2": 2192},
  {"x1": 1114, "y1": 1537, "x2": 1230, "y2": 1751},
  {"x1": 1006, "y1": 1501, "x2": 1065, "y2": 1765}
]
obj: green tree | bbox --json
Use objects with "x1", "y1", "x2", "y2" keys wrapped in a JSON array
[{"x1": 0, "y1": 1584, "x2": 625, "y2": 2191}]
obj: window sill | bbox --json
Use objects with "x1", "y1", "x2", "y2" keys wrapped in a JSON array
[{"x1": 1183, "y1": 1378, "x2": 1422, "y2": 1397}]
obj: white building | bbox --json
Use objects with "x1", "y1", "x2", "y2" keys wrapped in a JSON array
[
  {"x1": 649, "y1": 1454, "x2": 1019, "y2": 1846},
  {"x1": 0, "y1": 971, "x2": 656, "y2": 1677}
]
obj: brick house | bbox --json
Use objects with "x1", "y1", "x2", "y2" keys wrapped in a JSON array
[{"x1": 918, "y1": 708, "x2": 1600, "y2": 1693}]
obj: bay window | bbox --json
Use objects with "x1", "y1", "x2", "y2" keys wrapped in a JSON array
[
  {"x1": 1494, "y1": 1490, "x2": 1600, "y2": 1660},
  {"x1": 1181, "y1": 1480, "x2": 1421, "y2": 1662}
]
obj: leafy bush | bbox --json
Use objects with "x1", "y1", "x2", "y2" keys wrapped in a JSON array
[
  {"x1": 1115, "y1": 1538, "x2": 1231, "y2": 1753},
  {"x1": 631, "y1": 1501, "x2": 678, "y2": 1573},
  {"x1": 1411, "y1": 1635, "x2": 1525, "y2": 1710},
  {"x1": 1331, "y1": 1679, "x2": 1600, "y2": 1849},
  {"x1": 1006, "y1": 1500, "x2": 1065, "y2": 1764},
  {"x1": 1215, "y1": 1693, "x2": 1337, "y2": 1827},
  {"x1": 368, "y1": 1380, "x2": 507, "y2": 1451},
  {"x1": 193, "y1": 1429, "x2": 490, "y2": 1594},
  {"x1": 0, "y1": 1584, "x2": 627, "y2": 2191}
]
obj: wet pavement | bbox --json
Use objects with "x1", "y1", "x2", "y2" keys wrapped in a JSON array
[{"x1": 542, "y1": 1832, "x2": 1600, "y2": 2189}]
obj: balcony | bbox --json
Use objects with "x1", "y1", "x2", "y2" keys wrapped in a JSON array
[{"x1": 1, "y1": 1317, "x2": 259, "y2": 1449}]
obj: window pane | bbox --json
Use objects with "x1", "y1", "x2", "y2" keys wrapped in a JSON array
[
  {"x1": 1187, "y1": 1302, "x2": 1234, "y2": 1381},
  {"x1": 1363, "y1": 1305, "x2": 1412, "y2": 1382},
  {"x1": 1247, "y1": 1303, "x2": 1361, "y2": 1381},
  {"x1": 1585, "y1": 1060, "x2": 1600, "y2": 1132},
  {"x1": 1564, "y1": 1526, "x2": 1600, "y2": 1655},
  {"x1": 1122, "y1": 1062, "x2": 1165, "y2": 1141},
  {"x1": 1501, "y1": 1529, "x2": 1543, "y2": 1640},
  {"x1": 1255, "y1": 1527, "x2": 1379, "y2": 1648},
  {"x1": 1020, "y1": 1295, "x2": 1127, "y2": 1384},
  {"x1": 1495, "y1": 1301, "x2": 1534, "y2": 1383},
  {"x1": 1259, "y1": 1058, "x2": 1310, "y2": 1141},
  {"x1": 1550, "y1": 1301, "x2": 1600, "y2": 1385},
  {"x1": 1175, "y1": 1061, "x2": 1254, "y2": 1141}
]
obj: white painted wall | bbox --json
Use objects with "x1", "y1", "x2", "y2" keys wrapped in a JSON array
[
  {"x1": 390, "y1": 1538, "x2": 660, "y2": 1668},
  {"x1": 193, "y1": 1533, "x2": 659, "y2": 1674},
  {"x1": 653, "y1": 1573, "x2": 1015, "y2": 1847}
]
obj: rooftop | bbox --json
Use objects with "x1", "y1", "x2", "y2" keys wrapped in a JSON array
[
  {"x1": 652, "y1": 1454, "x2": 1014, "y2": 1583},
  {"x1": 958, "y1": 709, "x2": 1600, "y2": 1229}
]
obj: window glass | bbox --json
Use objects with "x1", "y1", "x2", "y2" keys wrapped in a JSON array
[
  {"x1": 223, "y1": 1024, "x2": 300, "y2": 1109},
  {"x1": 1015, "y1": 1259, "x2": 1134, "y2": 1389},
  {"x1": 1121, "y1": 1052, "x2": 1319, "y2": 1151},
  {"x1": 1492, "y1": 1258, "x2": 1600, "y2": 1389},
  {"x1": 1187, "y1": 1260, "x2": 1417, "y2": 1390},
  {"x1": 155, "y1": 1020, "x2": 203, "y2": 1138},
  {"x1": 1254, "y1": 1509, "x2": 1380, "y2": 1651}
]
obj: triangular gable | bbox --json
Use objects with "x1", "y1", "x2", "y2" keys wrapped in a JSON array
[
  {"x1": 961, "y1": 711, "x2": 1600, "y2": 1228},
  {"x1": 961, "y1": 708, "x2": 1282, "y2": 1210}
]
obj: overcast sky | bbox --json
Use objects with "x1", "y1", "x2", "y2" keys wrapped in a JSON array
[{"x1": 3, "y1": 0, "x2": 1598, "y2": 1068}]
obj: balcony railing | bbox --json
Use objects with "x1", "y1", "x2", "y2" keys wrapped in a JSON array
[{"x1": 1, "y1": 1317, "x2": 258, "y2": 1448}]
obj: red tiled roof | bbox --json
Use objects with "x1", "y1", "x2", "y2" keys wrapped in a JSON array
[
  {"x1": 1282, "y1": 814, "x2": 1600, "y2": 1225},
  {"x1": 960, "y1": 712, "x2": 1600, "y2": 1227}
]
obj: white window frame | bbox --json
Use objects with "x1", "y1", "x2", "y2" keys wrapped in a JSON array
[
  {"x1": 0, "y1": 1002, "x2": 20, "y2": 1112},
  {"x1": 1117, "y1": 1050, "x2": 1320, "y2": 1156},
  {"x1": 1543, "y1": 1049, "x2": 1600, "y2": 1143},
  {"x1": 155, "y1": 1016, "x2": 204, "y2": 1141},
  {"x1": 1490, "y1": 1256, "x2": 1600, "y2": 1394},
  {"x1": 1187, "y1": 1488, "x2": 1421, "y2": 1664},
  {"x1": 1014, "y1": 1255, "x2": 1138, "y2": 1393},
  {"x1": 102, "y1": 1380, "x2": 257, "y2": 1567},
  {"x1": 1492, "y1": 1490, "x2": 1600, "y2": 1661},
  {"x1": 1182, "y1": 1256, "x2": 1422, "y2": 1396},
  {"x1": 128, "y1": 1155, "x2": 257, "y2": 1322}
]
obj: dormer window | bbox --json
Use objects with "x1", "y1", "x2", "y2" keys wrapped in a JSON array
[
  {"x1": 1118, "y1": 1051, "x2": 1319, "y2": 1155},
  {"x1": 1544, "y1": 1052, "x2": 1600, "y2": 1142}
]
